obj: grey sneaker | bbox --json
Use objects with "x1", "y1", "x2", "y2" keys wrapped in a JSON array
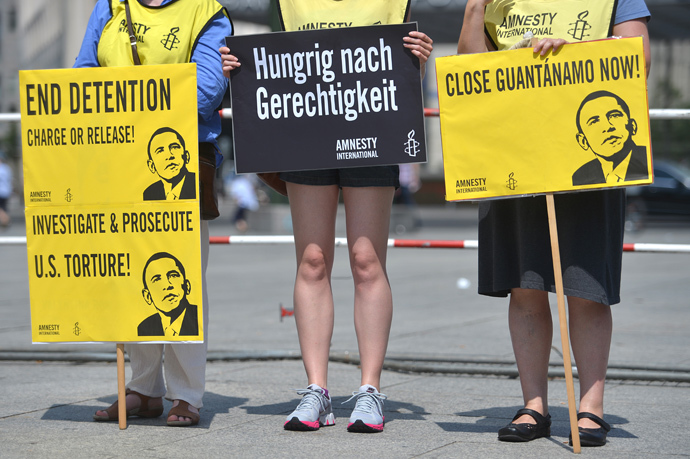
[
  {"x1": 343, "y1": 384, "x2": 387, "y2": 433},
  {"x1": 284, "y1": 384, "x2": 335, "y2": 431}
]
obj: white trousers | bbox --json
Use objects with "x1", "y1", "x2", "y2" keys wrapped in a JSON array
[{"x1": 125, "y1": 222, "x2": 210, "y2": 408}]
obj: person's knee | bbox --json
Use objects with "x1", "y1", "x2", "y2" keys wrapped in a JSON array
[
  {"x1": 509, "y1": 288, "x2": 550, "y2": 313},
  {"x1": 298, "y1": 246, "x2": 330, "y2": 282},
  {"x1": 567, "y1": 297, "x2": 612, "y2": 323},
  {"x1": 350, "y1": 249, "x2": 384, "y2": 284}
]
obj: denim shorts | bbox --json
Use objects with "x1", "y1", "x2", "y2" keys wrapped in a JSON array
[{"x1": 280, "y1": 165, "x2": 400, "y2": 188}]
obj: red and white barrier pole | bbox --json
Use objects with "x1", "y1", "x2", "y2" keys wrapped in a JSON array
[
  {"x1": 3, "y1": 236, "x2": 690, "y2": 252},
  {"x1": 622, "y1": 242, "x2": 690, "y2": 253},
  {"x1": 3, "y1": 235, "x2": 690, "y2": 252},
  {"x1": 389, "y1": 239, "x2": 479, "y2": 249}
]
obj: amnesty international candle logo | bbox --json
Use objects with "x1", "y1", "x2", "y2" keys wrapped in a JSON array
[
  {"x1": 162, "y1": 27, "x2": 181, "y2": 51},
  {"x1": 436, "y1": 37, "x2": 652, "y2": 201},
  {"x1": 227, "y1": 23, "x2": 427, "y2": 173},
  {"x1": 506, "y1": 173, "x2": 518, "y2": 191},
  {"x1": 568, "y1": 11, "x2": 592, "y2": 41},
  {"x1": 490, "y1": 8, "x2": 605, "y2": 43},
  {"x1": 405, "y1": 130, "x2": 420, "y2": 157},
  {"x1": 20, "y1": 64, "x2": 204, "y2": 344}
]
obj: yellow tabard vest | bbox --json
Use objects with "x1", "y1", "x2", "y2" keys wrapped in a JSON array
[
  {"x1": 485, "y1": 0, "x2": 616, "y2": 51},
  {"x1": 277, "y1": 0, "x2": 410, "y2": 32},
  {"x1": 97, "y1": 0, "x2": 229, "y2": 67}
]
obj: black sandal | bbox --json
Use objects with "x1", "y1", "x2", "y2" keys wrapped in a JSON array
[
  {"x1": 569, "y1": 412, "x2": 611, "y2": 447},
  {"x1": 498, "y1": 408, "x2": 551, "y2": 442}
]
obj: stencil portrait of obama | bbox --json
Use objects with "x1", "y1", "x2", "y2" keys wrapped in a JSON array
[{"x1": 143, "y1": 127, "x2": 197, "y2": 201}]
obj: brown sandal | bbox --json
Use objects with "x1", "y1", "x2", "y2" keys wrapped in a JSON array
[
  {"x1": 93, "y1": 389, "x2": 164, "y2": 422},
  {"x1": 166, "y1": 400, "x2": 200, "y2": 427}
]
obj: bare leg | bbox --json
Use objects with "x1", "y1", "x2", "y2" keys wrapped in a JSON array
[
  {"x1": 568, "y1": 297, "x2": 612, "y2": 429},
  {"x1": 509, "y1": 288, "x2": 552, "y2": 423},
  {"x1": 343, "y1": 186, "x2": 395, "y2": 390},
  {"x1": 0, "y1": 208, "x2": 9, "y2": 227},
  {"x1": 287, "y1": 182, "x2": 340, "y2": 389}
]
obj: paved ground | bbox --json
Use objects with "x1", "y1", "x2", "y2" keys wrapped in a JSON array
[{"x1": 1, "y1": 199, "x2": 689, "y2": 458}]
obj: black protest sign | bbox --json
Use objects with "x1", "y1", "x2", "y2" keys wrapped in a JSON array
[{"x1": 226, "y1": 23, "x2": 427, "y2": 173}]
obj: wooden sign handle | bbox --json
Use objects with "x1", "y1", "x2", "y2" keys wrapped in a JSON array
[
  {"x1": 116, "y1": 343, "x2": 127, "y2": 430},
  {"x1": 545, "y1": 193, "x2": 581, "y2": 453}
]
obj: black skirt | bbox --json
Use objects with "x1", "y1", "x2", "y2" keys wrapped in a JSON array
[{"x1": 477, "y1": 189, "x2": 625, "y2": 306}]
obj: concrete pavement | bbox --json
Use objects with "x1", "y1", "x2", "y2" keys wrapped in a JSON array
[{"x1": 1, "y1": 200, "x2": 689, "y2": 458}]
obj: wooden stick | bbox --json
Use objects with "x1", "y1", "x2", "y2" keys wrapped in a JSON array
[
  {"x1": 545, "y1": 194, "x2": 581, "y2": 453},
  {"x1": 116, "y1": 343, "x2": 127, "y2": 430}
]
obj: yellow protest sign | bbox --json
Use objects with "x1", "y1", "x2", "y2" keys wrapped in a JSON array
[
  {"x1": 20, "y1": 64, "x2": 203, "y2": 343},
  {"x1": 437, "y1": 37, "x2": 652, "y2": 201}
]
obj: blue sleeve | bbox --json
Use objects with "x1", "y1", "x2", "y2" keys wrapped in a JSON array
[
  {"x1": 192, "y1": 12, "x2": 233, "y2": 121},
  {"x1": 615, "y1": 0, "x2": 651, "y2": 25},
  {"x1": 73, "y1": 0, "x2": 112, "y2": 68}
]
